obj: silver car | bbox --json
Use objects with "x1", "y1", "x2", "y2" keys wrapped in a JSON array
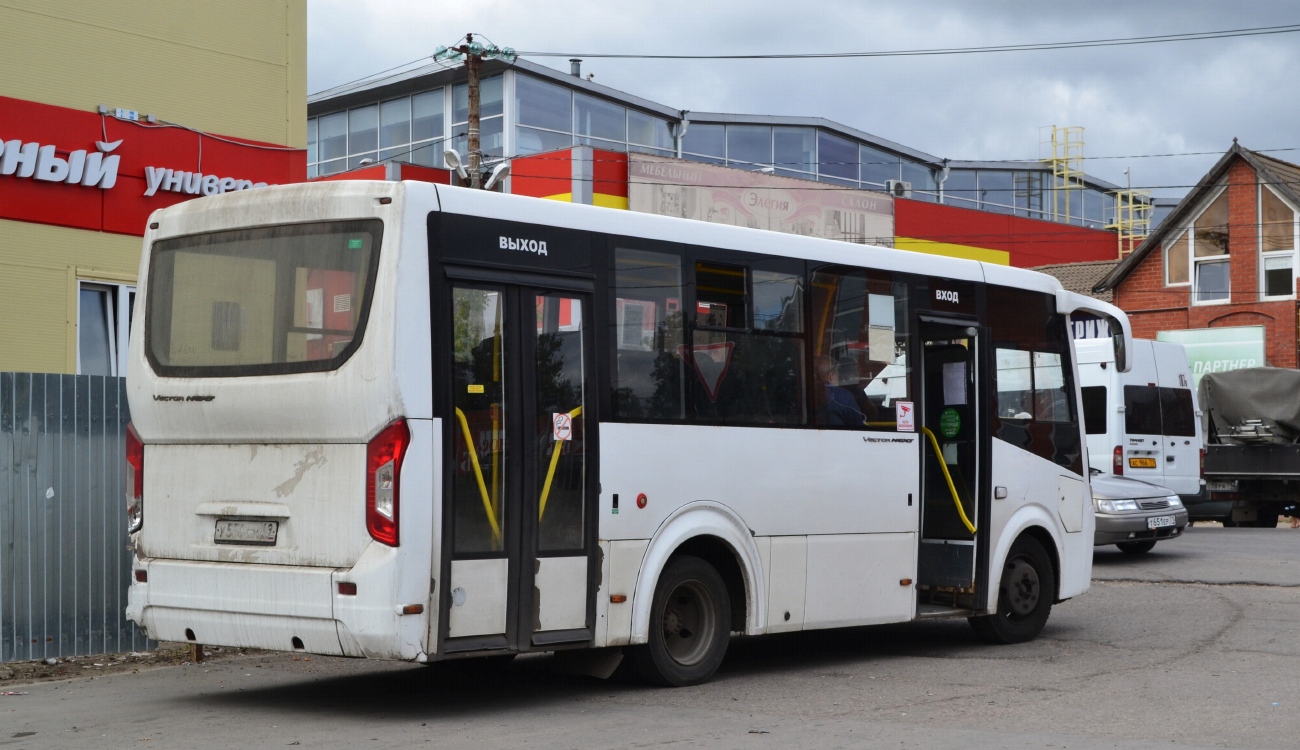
[{"x1": 1091, "y1": 470, "x2": 1189, "y2": 554}]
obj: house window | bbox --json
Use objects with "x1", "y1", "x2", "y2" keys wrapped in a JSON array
[
  {"x1": 1261, "y1": 185, "x2": 1298, "y2": 298},
  {"x1": 1165, "y1": 188, "x2": 1231, "y2": 303},
  {"x1": 79, "y1": 282, "x2": 135, "y2": 376}
]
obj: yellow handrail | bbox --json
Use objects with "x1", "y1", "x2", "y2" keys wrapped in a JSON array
[
  {"x1": 453, "y1": 407, "x2": 502, "y2": 545},
  {"x1": 920, "y1": 426, "x2": 977, "y2": 534},
  {"x1": 539, "y1": 405, "x2": 583, "y2": 521}
]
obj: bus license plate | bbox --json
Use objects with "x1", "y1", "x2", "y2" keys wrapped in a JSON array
[
  {"x1": 214, "y1": 519, "x2": 278, "y2": 546},
  {"x1": 1147, "y1": 515, "x2": 1175, "y2": 529},
  {"x1": 1128, "y1": 457, "x2": 1157, "y2": 469}
]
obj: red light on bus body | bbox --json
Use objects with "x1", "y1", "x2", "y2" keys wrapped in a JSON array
[
  {"x1": 366, "y1": 419, "x2": 410, "y2": 547},
  {"x1": 1112, "y1": 445, "x2": 1123, "y2": 476},
  {"x1": 126, "y1": 422, "x2": 144, "y2": 533}
]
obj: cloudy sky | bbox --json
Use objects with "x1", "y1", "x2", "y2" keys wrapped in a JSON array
[{"x1": 308, "y1": 1, "x2": 1300, "y2": 199}]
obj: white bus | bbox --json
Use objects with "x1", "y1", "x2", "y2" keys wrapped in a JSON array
[{"x1": 125, "y1": 180, "x2": 1131, "y2": 686}]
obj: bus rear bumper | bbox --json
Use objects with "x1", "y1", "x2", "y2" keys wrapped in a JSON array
[{"x1": 127, "y1": 555, "x2": 426, "y2": 661}]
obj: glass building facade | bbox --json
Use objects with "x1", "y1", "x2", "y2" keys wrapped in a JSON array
[{"x1": 308, "y1": 61, "x2": 1135, "y2": 229}]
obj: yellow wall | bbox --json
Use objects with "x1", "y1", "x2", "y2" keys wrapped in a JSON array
[
  {"x1": 0, "y1": 0, "x2": 307, "y2": 147},
  {"x1": 0, "y1": 0, "x2": 306, "y2": 373}
]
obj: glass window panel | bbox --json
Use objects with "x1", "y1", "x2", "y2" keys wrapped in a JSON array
[
  {"x1": 611, "y1": 247, "x2": 685, "y2": 420},
  {"x1": 307, "y1": 118, "x2": 318, "y2": 164},
  {"x1": 146, "y1": 220, "x2": 381, "y2": 375},
  {"x1": 628, "y1": 144, "x2": 674, "y2": 158},
  {"x1": 752, "y1": 269, "x2": 803, "y2": 333},
  {"x1": 1081, "y1": 386, "x2": 1107, "y2": 434},
  {"x1": 727, "y1": 125, "x2": 772, "y2": 166},
  {"x1": 535, "y1": 294, "x2": 586, "y2": 551},
  {"x1": 944, "y1": 169, "x2": 977, "y2": 205},
  {"x1": 516, "y1": 75, "x2": 572, "y2": 132},
  {"x1": 1102, "y1": 191, "x2": 1116, "y2": 226},
  {"x1": 454, "y1": 116, "x2": 505, "y2": 159},
  {"x1": 1195, "y1": 260, "x2": 1230, "y2": 302},
  {"x1": 818, "y1": 174, "x2": 858, "y2": 188},
  {"x1": 411, "y1": 89, "x2": 445, "y2": 143},
  {"x1": 308, "y1": 163, "x2": 318, "y2": 179},
  {"x1": 1159, "y1": 387, "x2": 1197, "y2": 437},
  {"x1": 317, "y1": 112, "x2": 347, "y2": 162},
  {"x1": 379, "y1": 146, "x2": 408, "y2": 163},
  {"x1": 810, "y1": 267, "x2": 910, "y2": 430},
  {"x1": 683, "y1": 152, "x2": 725, "y2": 166},
  {"x1": 1014, "y1": 171, "x2": 1046, "y2": 218},
  {"x1": 1083, "y1": 188, "x2": 1104, "y2": 227},
  {"x1": 1194, "y1": 191, "x2": 1229, "y2": 257},
  {"x1": 1032, "y1": 351, "x2": 1069, "y2": 422},
  {"x1": 79, "y1": 287, "x2": 113, "y2": 376},
  {"x1": 774, "y1": 127, "x2": 815, "y2": 173},
  {"x1": 1262, "y1": 186, "x2": 1296, "y2": 252},
  {"x1": 689, "y1": 332, "x2": 804, "y2": 426},
  {"x1": 1264, "y1": 254, "x2": 1293, "y2": 297},
  {"x1": 1123, "y1": 385, "x2": 1162, "y2": 435},
  {"x1": 695, "y1": 261, "x2": 747, "y2": 329},
  {"x1": 995, "y1": 348, "x2": 1033, "y2": 419},
  {"x1": 682, "y1": 123, "x2": 725, "y2": 159},
  {"x1": 318, "y1": 158, "x2": 346, "y2": 176},
  {"x1": 902, "y1": 160, "x2": 936, "y2": 201},
  {"x1": 453, "y1": 76, "x2": 503, "y2": 122},
  {"x1": 451, "y1": 287, "x2": 506, "y2": 554},
  {"x1": 576, "y1": 136, "x2": 627, "y2": 153},
  {"x1": 978, "y1": 171, "x2": 1014, "y2": 213},
  {"x1": 627, "y1": 110, "x2": 673, "y2": 151},
  {"x1": 818, "y1": 131, "x2": 857, "y2": 181},
  {"x1": 1165, "y1": 230, "x2": 1189, "y2": 284},
  {"x1": 860, "y1": 145, "x2": 900, "y2": 187},
  {"x1": 379, "y1": 98, "x2": 410, "y2": 151},
  {"x1": 573, "y1": 93, "x2": 625, "y2": 142},
  {"x1": 516, "y1": 125, "x2": 573, "y2": 156},
  {"x1": 774, "y1": 168, "x2": 814, "y2": 181},
  {"x1": 1067, "y1": 186, "x2": 1083, "y2": 225},
  {"x1": 409, "y1": 140, "x2": 441, "y2": 167},
  {"x1": 348, "y1": 105, "x2": 378, "y2": 156}
]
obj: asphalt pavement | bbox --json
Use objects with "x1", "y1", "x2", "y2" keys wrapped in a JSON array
[{"x1": 2, "y1": 526, "x2": 1298, "y2": 749}]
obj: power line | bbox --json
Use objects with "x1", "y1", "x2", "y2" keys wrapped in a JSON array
[{"x1": 515, "y1": 23, "x2": 1300, "y2": 60}]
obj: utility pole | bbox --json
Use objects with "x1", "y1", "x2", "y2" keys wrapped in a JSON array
[{"x1": 435, "y1": 36, "x2": 516, "y2": 189}]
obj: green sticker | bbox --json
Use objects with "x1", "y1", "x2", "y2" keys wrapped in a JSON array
[
  {"x1": 348, "y1": 238, "x2": 363, "y2": 249},
  {"x1": 939, "y1": 407, "x2": 961, "y2": 438}
]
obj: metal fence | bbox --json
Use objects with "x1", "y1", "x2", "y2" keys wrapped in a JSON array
[{"x1": 1, "y1": 372, "x2": 153, "y2": 663}]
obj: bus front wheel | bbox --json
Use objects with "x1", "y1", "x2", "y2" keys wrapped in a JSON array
[
  {"x1": 631, "y1": 555, "x2": 731, "y2": 687},
  {"x1": 969, "y1": 535, "x2": 1055, "y2": 644}
]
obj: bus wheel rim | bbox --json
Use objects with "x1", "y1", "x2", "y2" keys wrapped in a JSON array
[
  {"x1": 661, "y1": 579, "x2": 715, "y2": 666},
  {"x1": 1004, "y1": 557, "x2": 1040, "y2": 618}
]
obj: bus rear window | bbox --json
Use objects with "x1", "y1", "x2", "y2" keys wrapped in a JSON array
[{"x1": 146, "y1": 220, "x2": 382, "y2": 377}]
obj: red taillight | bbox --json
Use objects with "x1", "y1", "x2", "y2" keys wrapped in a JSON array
[
  {"x1": 366, "y1": 419, "x2": 410, "y2": 547},
  {"x1": 1200, "y1": 448, "x2": 1206, "y2": 479},
  {"x1": 126, "y1": 422, "x2": 144, "y2": 533},
  {"x1": 1112, "y1": 445, "x2": 1123, "y2": 476}
]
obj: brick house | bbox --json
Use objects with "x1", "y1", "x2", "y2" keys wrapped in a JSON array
[{"x1": 1095, "y1": 142, "x2": 1300, "y2": 368}]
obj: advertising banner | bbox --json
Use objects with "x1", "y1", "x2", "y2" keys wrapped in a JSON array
[
  {"x1": 628, "y1": 154, "x2": 893, "y2": 244},
  {"x1": 1157, "y1": 325, "x2": 1266, "y2": 386}
]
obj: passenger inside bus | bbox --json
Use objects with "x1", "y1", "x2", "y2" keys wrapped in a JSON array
[{"x1": 815, "y1": 354, "x2": 870, "y2": 427}]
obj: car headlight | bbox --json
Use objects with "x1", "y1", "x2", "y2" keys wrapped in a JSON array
[
  {"x1": 1097, "y1": 499, "x2": 1139, "y2": 513},
  {"x1": 1166, "y1": 495, "x2": 1183, "y2": 508}
]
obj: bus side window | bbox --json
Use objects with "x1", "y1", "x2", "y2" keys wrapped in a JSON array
[
  {"x1": 611, "y1": 247, "x2": 685, "y2": 421},
  {"x1": 808, "y1": 266, "x2": 909, "y2": 430}
]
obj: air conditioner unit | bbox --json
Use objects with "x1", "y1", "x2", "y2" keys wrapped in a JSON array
[{"x1": 885, "y1": 179, "x2": 912, "y2": 199}]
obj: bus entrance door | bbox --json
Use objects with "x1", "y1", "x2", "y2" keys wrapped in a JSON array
[
  {"x1": 917, "y1": 320, "x2": 982, "y2": 609},
  {"x1": 441, "y1": 283, "x2": 597, "y2": 655}
]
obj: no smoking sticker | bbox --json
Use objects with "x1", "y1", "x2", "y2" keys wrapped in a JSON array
[{"x1": 552, "y1": 412, "x2": 573, "y2": 441}]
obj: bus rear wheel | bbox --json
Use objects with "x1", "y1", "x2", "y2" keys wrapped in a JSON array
[
  {"x1": 969, "y1": 535, "x2": 1055, "y2": 644},
  {"x1": 632, "y1": 555, "x2": 731, "y2": 687}
]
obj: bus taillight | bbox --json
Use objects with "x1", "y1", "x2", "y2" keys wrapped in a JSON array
[
  {"x1": 126, "y1": 422, "x2": 144, "y2": 534},
  {"x1": 366, "y1": 419, "x2": 410, "y2": 547},
  {"x1": 1112, "y1": 445, "x2": 1123, "y2": 476}
]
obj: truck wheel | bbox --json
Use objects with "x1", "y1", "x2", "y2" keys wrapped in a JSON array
[
  {"x1": 1250, "y1": 513, "x2": 1281, "y2": 528},
  {"x1": 1116, "y1": 540, "x2": 1157, "y2": 554},
  {"x1": 969, "y1": 535, "x2": 1056, "y2": 644},
  {"x1": 631, "y1": 555, "x2": 731, "y2": 687}
]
